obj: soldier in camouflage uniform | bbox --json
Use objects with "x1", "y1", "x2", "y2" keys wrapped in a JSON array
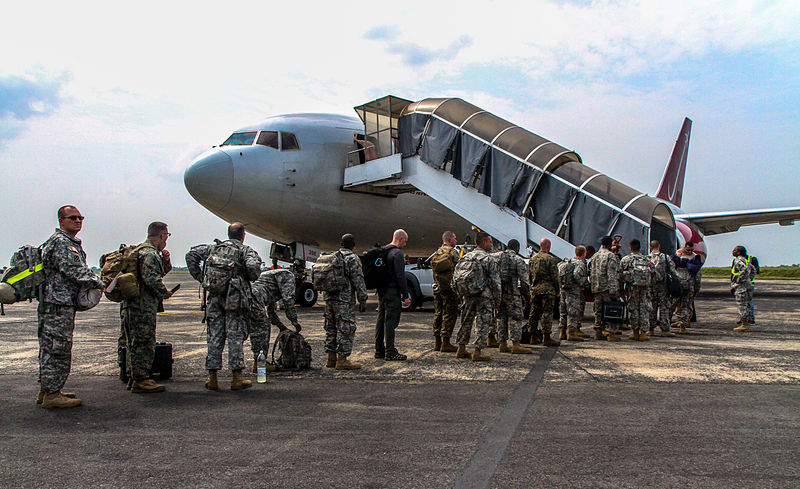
[
  {"x1": 121, "y1": 222, "x2": 174, "y2": 393},
  {"x1": 670, "y1": 241, "x2": 703, "y2": 334},
  {"x1": 320, "y1": 234, "x2": 368, "y2": 370},
  {"x1": 590, "y1": 236, "x2": 620, "y2": 341},
  {"x1": 431, "y1": 231, "x2": 460, "y2": 353},
  {"x1": 37, "y1": 205, "x2": 103, "y2": 409},
  {"x1": 528, "y1": 238, "x2": 561, "y2": 347},
  {"x1": 454, "y1": 232, "x2": 501, "y2": 361},
  {"x1": 731, "y1": 245, "x2": 755, "y2": 332},
  {"x1": 647, "y1": 240, "x2": 677, "y2": 337},
  {"x1": 560, "y1": 246, "x2": 590, "y2": 342},
  {"x1": 619, "y1": 239, "x2": 652, "y2": 342},
  {"x1": 493, "y1": 240, "x2": 532, "y2": 354},
  {"x1": 186, "y1": 223, "x2": 262, "y2": 391},
  {"x1": 249, "y1": 268, "x2": 301, "y2": 372}
]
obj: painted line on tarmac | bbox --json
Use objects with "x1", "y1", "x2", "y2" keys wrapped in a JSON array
[{"x1": 449, "y1": 346, "x2": 557, "y2": 489}]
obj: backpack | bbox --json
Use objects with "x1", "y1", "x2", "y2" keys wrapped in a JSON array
[
  {"x1": 665, "y1": 272, "x2": 682, "y2": 298},
  {"x1": 271, "y1": 329, "x2": 312, "y2": 371},
  {"x1": 557, "y1": 259, "x2": 575, "y2": 288},
  {"x1": 311, "y1": 251, "x2": 347, "y2": 293},
  {"x1": 361, "y1": 245, "x2": 392, "y2": 290},
  {"x1": 99, "y1": 243, "x2": 148, "y2": 302},
  {"x1": 430, "y1": 247, "x2": 455, "y2": 291},
  {"x1": 651, "y1": 253, "x2": 667, "y2": 283},
  {"x1": 202, "y1": 241, "x2": 242, "y2": 295},
  {"x1": 629, "y1": 256, "x2": 652, "y2": 287},
  {"x1": 451, "y1": 253, "x2": 486, "y2": 297},
  {"x1": 0, "y1": 245, "x2": 44, "y2": 304}
]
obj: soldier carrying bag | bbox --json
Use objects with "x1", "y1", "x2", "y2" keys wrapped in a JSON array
[
  {"x1": 361, "y1": 245, "x2": 392, "y2": 290},
  {"x1": 451, "y1": 254, "x2": 486, "y2": 297},
  {"x1": 430, "y1": 248, "x2": 455, "y2": 292},
  {"x1": 311, "y1": 251, "x2": 347, "y2": 293},
  {"x1": 100, "y1": 243, "x2": 150, "y2": 302}
]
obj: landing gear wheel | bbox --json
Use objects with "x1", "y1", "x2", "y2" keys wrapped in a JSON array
[{"x1": 296, "y1": 282, "x2": 317, "y2": 308}]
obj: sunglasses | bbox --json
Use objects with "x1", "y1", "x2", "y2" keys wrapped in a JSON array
[{"x1": 64, "y1": 215, "x2": 85, "y2": 221}]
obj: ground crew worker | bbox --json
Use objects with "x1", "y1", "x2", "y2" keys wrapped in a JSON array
[
  {"x1": 561, "y1": 246, "x2": 590, "y2": 342},
  {"x1": 671, "y1": 241, "x2": 702, "y2": 334},
  {"x1": 454, "y1": 232, "x2": 501, "y2": 361},
  {"x1": 37, "y1": 205, "x2": 103, "y2": 409},
  {"x1": 431, "y1": 231, "x2": 460, "y2": 353},
  {"x1": 647, "y1": 240, "x2": 676, "y2": 337},
  {"x1": 494, "y1": 240, "x2": 532, "y2": 354},
  {"x1": 249, "y1": 268, "x2": 302, "y2": 372},
  {"x1": 186, "y1": 222, "x2": 262, "y2": 391},
  {"x1": 590, "y1": 236, "x2": 620, "y2": 341},
  {"x1": 528, "y1": 238, "x2": 561, "y2": 347},
  {"x1": 121, "y1": 222, "x2": 174, "y2": 393},
  {"x1": 731, "y1": 245, "x2": 755, "y2": 332},
  {"x1": 374, "y1": 229, "x2": 411, "y2": 361},
  {"x1": 322, "y1": 233, "x2": 368, "y2": 370},
  {"x1": 619, "y1": 239, "x2": 652, "y2": 342}
]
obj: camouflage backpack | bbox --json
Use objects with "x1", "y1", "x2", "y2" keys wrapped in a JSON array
[
  {"x1": 626, "y1": 255, "x2": 652, "y2": 287},
  {"x1": 451, "y1": 253, "x2": 486, "y2": 297},
  {"x1": 430, "y1": 247, "x2": 456, "y2": 291},
  {"x1": 311, "y1": 251, "x2": 347, "y2": 293},
  {"x1": 271, "y1": 329, "x2": 312, "y2": 371},
  {"x1": 202, "y1": 241, "x2": 242, "y2": 295},
  {"x1": 99, "y1": 243, "x2": 149, "y2": 302},
  {"x1": 0, "y1": 245, "x2": 44, "y2": 304},
  {"x1": 558, "y1": 258, "x2": 576, "y2": 288},
  {"x1": 650, "y1": 253, "x2": 667, "y2": 283}
]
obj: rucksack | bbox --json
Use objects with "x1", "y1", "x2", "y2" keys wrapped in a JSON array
[
  {"x1": 311, "y1": 251, "x2": 347, "y2": 293},
  {"x1": 271, "y1": 329, "x2": 312, "y2": 371},
  {"x1": 99, "y1": 243, "x2": 149, "y2": 302},
  {"x1": 202, "y1": 241, "x2": 242, "y2": 295},
  {"x1": 452, "y1": 253, "x2": 486, "y2": 297},
  {"x1": 665, "y1": 272, "x2": 682, "y2": 298},
  {"x1": 557, "y1": 259, "x2": 575, "y2": 288},
  {"x1": 0, "y1": 245, "x2": 44, "y2": 304},
  {"x1": 651, "y1": 253, "x2": 667, "y2": 283},
  {"x1": 430, "y1": 248, "x2": 455, "y2": 291},
  {"x1": 361, "y1": 245, "x2": 392, "y2": 290},
  {"x1": 628, "y1": 256, "x2": 652, "y2": 287}
]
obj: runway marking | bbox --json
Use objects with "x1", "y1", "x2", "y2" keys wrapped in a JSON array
[{"x1": 449, "y1": 347, "x2": 556, "y2": 489}]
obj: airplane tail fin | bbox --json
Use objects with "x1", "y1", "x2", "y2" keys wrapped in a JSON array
[{"x1": 655, "y1": 117, "x2": 692, "y2": 208}]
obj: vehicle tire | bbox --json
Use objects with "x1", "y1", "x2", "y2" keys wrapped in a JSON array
[
  {"x1": 402, "y1": 282, "x2": 419, "y2": 312},
  {"x1": 296, "y1": 282, "x2": 317, "y2": 308}
]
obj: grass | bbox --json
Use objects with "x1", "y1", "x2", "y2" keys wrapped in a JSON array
[{"x1": 702, "y1": 266, "x2": 800, "y2": 280}]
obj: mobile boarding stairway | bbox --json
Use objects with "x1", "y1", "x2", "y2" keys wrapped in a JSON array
[{"x1": 342, "y1": 96, "x2": 677, "y2": 258}]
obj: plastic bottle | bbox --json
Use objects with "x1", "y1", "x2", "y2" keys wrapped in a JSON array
[{"x1": 257, "y1": 350, "x2": 267, "y2": 383}]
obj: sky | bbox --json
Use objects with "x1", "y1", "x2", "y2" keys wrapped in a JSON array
[{"x1": 1, "y1": 0, "x2": 799, "y2": 267}]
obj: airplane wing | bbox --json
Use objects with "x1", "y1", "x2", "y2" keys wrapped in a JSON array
[{"x1": 674, "y1": 207, "x2": 800, "y2": 235}]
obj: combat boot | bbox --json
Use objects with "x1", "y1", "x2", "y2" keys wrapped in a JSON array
[
  {"x1": 487, "y1": 332, "x2": 499, "y2": 348},
  {"x1": 434, "y1": 335, "x2": 442, "y2": 352},
  {"x1": 36, "y1": 390, "x2": 76, "y2": 405},
  {"x1": 542, "y1": 335, "x2": 561, "y2": 347},
  {"x1": 498, "y1": 340, "x2": 510, "y2": 353},
  {"x1": 456, "y1": 344, "x2": 471, "y2": 359},
  {"x1": 607, "y1": 332, "x2": 621, "y2": 342},
  {"x1": 575, "y1": 330, "x2": 590, "y2": 339},
  {"x1": 440, "y1": 336, "x2": 458, "y2": 353},
  {"x1": 566, "y1": 330, "x2": 585, "y2": 342},
  {"x1": 511, "y1": 341, "x2": 532, "y2": 354},
  {"x1": 733, "y1": 322, "x2": 750, "y2": 332},
  {"x1": 629, "y1": 329, "x2": 640, "y2": 341},
  {"x1": 471, "y1": 347, "x2": 491, "y2": 362},
  {"x1": 41, "y1": 392, "x2": 82, "y2": 409},
  {"x1": 131, "y1": 379, "x2": 166, "y2": 393},
  {"x1": 660, "y1": 330, "x2": 676, "y2": 337},
  {"x1": 325, "y1": 351, "x2": 337, "y2": 368},
  {"x1": 231, "y1": 369, "x2": 252, "y2": 390},
  {"x1": 335, "y1": 355, "x2": 362, "y2": 370},
  {"x1": 679, "y1": 325, "x2": 688, "y2": 334},
  {"x1": 594, "y1": 329, "x2": 604, "y2": 340},
  {"x1": 530, "y1": 329, "x2": 543, "y2": 345},
  {"x1": 648, "y1": 327, "x2": 656, "y2": 337},
  {"x1": 620, "y1": 324, "x2": 631, "y2": 331},
  {"x1": 559, "y1": 327, "x2": 567, "y2": 341},
  {"x1": 204, "y1": 370, "x2": 219, "y2": 391}
]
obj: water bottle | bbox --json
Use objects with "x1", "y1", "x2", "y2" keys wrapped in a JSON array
[{"x1": 257, "y1": 350, "x2": 267, "y2": 384}]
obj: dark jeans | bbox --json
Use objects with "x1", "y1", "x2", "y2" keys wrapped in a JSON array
[{"x1": 375, "y1": 286, "x2": 401, "y2": 353}]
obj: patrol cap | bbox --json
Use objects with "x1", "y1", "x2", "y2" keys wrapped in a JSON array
[
  {"x1": 76, "y1": 286, "x2": 102, "y2": 311},
  {"x1": 0, "y1": 282, "x2": 16, "y2": 304}
]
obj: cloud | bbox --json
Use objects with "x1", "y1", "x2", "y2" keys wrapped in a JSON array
[
  {"x1": 0, "y1": 71, "x2": 70, "y2": 143},
  {"x1": 364, "y1": 25, "x2": 472, "y2": 67}
]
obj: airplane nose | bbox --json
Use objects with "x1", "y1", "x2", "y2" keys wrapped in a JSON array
[{"x1": 184, "y1": 149, "x2": 234, "y2": 212}]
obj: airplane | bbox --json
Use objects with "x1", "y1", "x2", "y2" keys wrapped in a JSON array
[{"x1": 183, "y1": 96, "x2": 800, "y2": 297}]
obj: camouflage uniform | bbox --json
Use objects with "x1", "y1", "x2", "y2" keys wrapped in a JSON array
[
  {"x1": 249, "y1": 269, "x2": 298, "y2": 358},
  {"x1": 619, "y1": 252, "x2": 652, "y2": 332},
  {"x1": 731, "y1": 255, "x2": 754, "y2": 323},
  {"x1": 38, "y1": 229, "x2": 102, "y2": 394},
  {"x1": 562, "y1": 258, "x2": 589, "y2": 333},
  {"x1": 528, "y1": 250, "x2": 560, "y2": 336},
  {"x1": 321, "y1": 248, "x2": 368, "y2": 356},
  {"x1": 647, "y1": 252, "x2": 675, "y2": 332},
  {"x1": 121, "y1": 244, "x2": 171, "y2": 381},
  {"x1": 455, "y1": 248, "x2": 501, "y2": 349},
  {"x1": 671, "y1": 253, "x2": 701, "y2": 328},
  {"x1": 494, "y1": 250, "x2": 529, "y2": 342},
  {"x1": 186, "y1": 240, "x2": 262, "y2": 371},
  {"x1": 590, "y1": 247, "x2": 619, "y2": 333},
  {"x1": 432, "y1": 245, "x2": 460, "y2": 341}
]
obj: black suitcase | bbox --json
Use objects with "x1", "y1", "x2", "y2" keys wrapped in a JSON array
[
  {"x1": 602, "y1": 300, "x2": 626, "y2": 323},
  {"x1": 118, "y1": 341, "x2": 173, "y2": 382}
]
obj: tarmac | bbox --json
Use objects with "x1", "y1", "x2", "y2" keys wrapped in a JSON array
[{"x1": 1, "y1": 272, "x2": 798, "y2": 489}]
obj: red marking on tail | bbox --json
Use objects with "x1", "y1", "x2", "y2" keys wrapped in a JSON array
[{"x1": 656, "y1": 118, "x2": 692, "y2": 207}]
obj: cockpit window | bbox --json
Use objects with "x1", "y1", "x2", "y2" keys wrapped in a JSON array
[
  {"x1": 257, "y1": 131, "x2": 279, "y2": 149},
  {"x1": 221, "y1": 132, "x2": 257, "y2": 146},
  {"x1": 280, "y1": 132, "x2": 300, "y2": 151}
]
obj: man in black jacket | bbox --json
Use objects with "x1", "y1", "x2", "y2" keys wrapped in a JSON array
[{"x1": 375, "y1": 229, "x2": 411, "y2": 361}]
